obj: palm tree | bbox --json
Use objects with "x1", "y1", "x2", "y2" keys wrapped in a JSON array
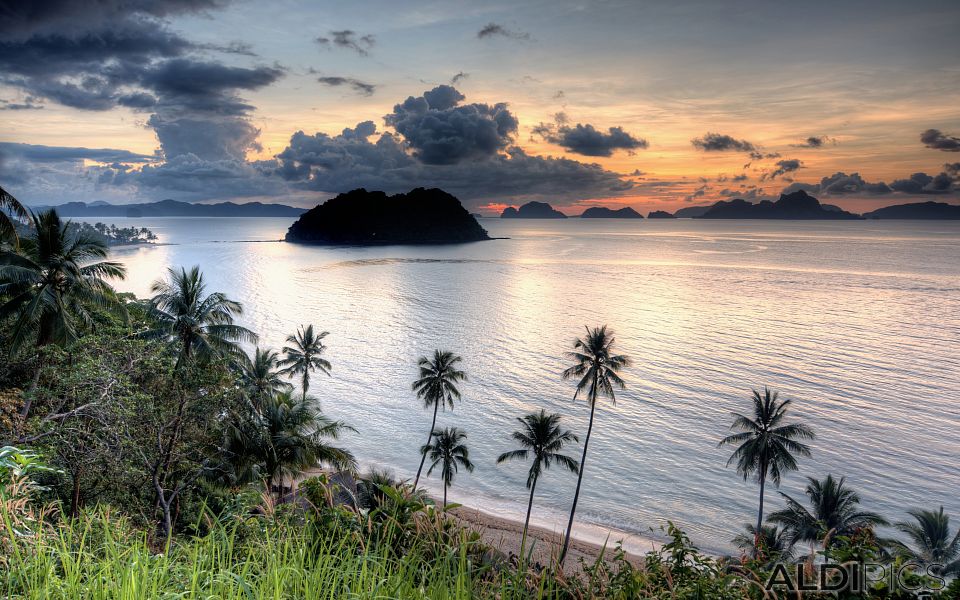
[
  {"x1": 239, "y1": 347, "x2": 292, "y2": 404},
  {"x1": 719, "y1": 388, "x2": 815, "y2": 549},
  {"x1": 0, "y1": 185, "x2": 28, "y2": 248},
  {"x1": 411, "y1": 350, "x2": 466, "y2": 489},
  {"x1": 223, "y1": 390, "x2": 356, "y2": 499},
  {"x1": 144, "y1": 266, "x2": 256, "y2": 368},
  {"x1": 559, "y1": 325, "x2": 629, "y2": 564},
  {"x1": 768, "y1": 474, "x2": 888, "y2": 548},
  {"x1": 733, "y1": 523, "x2": 796, "y2": 564},
  {"x1": 893, "y1": 507, "x2": 960, "y2": 575},
  {"x1": 422, "y1": 427, "x2": 474, "y2": 508},
  {"x1": 279, "y1": 325, "x2": 331, "y2": 401},
  {"x1": 497, "y1": 409, "x2": 579, "y2": 558}
]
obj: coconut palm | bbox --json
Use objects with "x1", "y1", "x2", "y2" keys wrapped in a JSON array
[
  {"x1": 422, "y1": 427, "x2": 474, "y2": 508},
  {"x1": 223, "y1": 390, "x2": 356, "y2": 499},
  {"x1": 768, "y1": 474, "x2": 888, "y2": 547},
  {"x1": 411, "y1": 350, "x2": 466, "y2": 489},
  {"x1": 497, "y1": 409, "x2": 579, "y2": 558},
  {"x1": 733, "y1": 524, "x2": 796, "y2": 564},
  {"x1": 0, "y1": 185, "x2": 28, "y2": 248},
  {"x1": 892, "y1": 507, "x2": 960, "y2": 575},
  {"x1": 239, "y1": 347, "x2": 292, "y2": 403},
  {"x1": 0, "y1": 210, "x2": 126, "y2": 421},
  {"x1": 719, "y1": 388, "x2": 814, "y2": 549},
  {"x1": 559, "y1": 325, "x2": 629, "y2": 564},
  {"x1": 144, "y1": 266, "x2": 256, "y2": 368},
  {"x1": 279, "y1": 325, "x2": 331, "y2": 401}
]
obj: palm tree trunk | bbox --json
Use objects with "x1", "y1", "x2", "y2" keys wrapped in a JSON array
[
  {"x1": 443, "y1": 483, "x2": 448, "y2": 508},
  {"x1": 755, "y1": 464, "x2": 767, "y2": 554},
  {"x1": 302, "y1": 372, "x2": 309, "y2": 401},
  {"x1": 521, "y1": 474, "x2": 538, "y2": 560},
  {"x1": 560, "y1": 391, "x2": 598, "y2": 565},
  {"x1": 413, "y1": 402, "x2": 439, "y2": 489}
]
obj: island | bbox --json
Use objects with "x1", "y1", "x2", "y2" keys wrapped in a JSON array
[
  {"x1": 579, "y1": 206, "x2": 643, "y2": 218},
  {"x1": 647, "y1": 210, "x2": 675, "y2": 219},
  {"x1": 500, "y1": 201, "x2": 568, "y2": 219},
  {"x1": 862, "y1": 201, "x2": 960, "y2": 220},
  {"x1": 44, "y1": 199, "x2": 306, "y2": 218},
  {"x1": 673, "y1": 205, "x2": 713, "y2": 218},
  {"x1": 697, "y1": 190, "x2": 861, "y2": 219},
  {"x1": 285, "y1": 187, "x2": 490, "y2": 245}
]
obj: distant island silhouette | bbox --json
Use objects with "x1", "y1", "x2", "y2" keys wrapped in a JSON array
[
  {"x1": 672, "y1": 205, "x2": 713, "y2": 218},
  {"x1": 579, "y1": 206, "x2": 643, "y2": 218},
  {"x1": 285, "y1": 187, "x2": 490, "y2": 245},
  {"x1": 696, "y1": 191, "x2": 861, "y2": 219},
  {"x1": 37, "y1": 199, "x2": 306, "y2": 218},
  {"x1": 647, "y1": 210, "x2": 675, "y2": 219},
  {"x1": 863, "y1": 201, "x2": 960, "y2": 220},
  {"x1": 500, "y1": 201, "x2": 567, "y2": 219}
]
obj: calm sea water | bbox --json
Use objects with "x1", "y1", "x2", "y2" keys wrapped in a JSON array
[{"x1": 84, "y1": 216, "x2": 960, "y2": 555}]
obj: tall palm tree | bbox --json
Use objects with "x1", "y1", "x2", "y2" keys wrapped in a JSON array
[
  {"x1": 411, "y1": 350, "x2": 466, "y2": 489},
  {"x1": 422, "y1": 426, "x2": 474, "y2": 508},
  {"x1": 893, "y1": 507, "x2": 960, "y2": 575},
  {"x1": 223, "y1": 390, "x2": 356, "y2": 499},
  {"x1": 239, "y1": 346, "x2": 292, "y2": 404},
  {"x1": 497, "y1": 409, "x2": 579, "y2": 558},
  {"x1": 0, "y1": 185, "x2": 28, "y2": 248},
  {"x1": 279, "y1": 325, "x2": 331, "y2": 400},
  {"x1": 144, "y1": 266, "x2": 256, "y2": 368},
  {"x1": 559, "y1": 325, "x2": 629, "y2": 564},
  {"x1": 733, "y1": 523, "x2": 796, "y2": 564},
  {"x1": 719, "y1": 388, "x2": 814, "y2": 548},
  {"x1": 768, "y1": 474, "x2": 888, "y2": 548}
]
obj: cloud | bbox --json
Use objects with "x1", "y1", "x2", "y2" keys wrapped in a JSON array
[
  {"x1": 781, "y1": 169, "x2": 959, "y2": 198},
  {"x1": 762, "y1": 158, "x2": 802, "y2": 180},
  {"x1": 889, "y1": 171, "x2": 955, "y2": 194},
  {"x1": 791, "y1": 135, "x2": 834, "y2": 148},
  {"x1": 450, "y1": 71, "x2": 469, "y2": 85},
  {"x1": 383, "y1": 85, "x2": 518, "y2": 165},
  {"x1": 921, "y1": 129, "x2": 960, "y2": 152},
  {"x1": 316, "y1": 76, "x2": 376, "y2": 96},
  {"x1": 0, "y1": 97, "x2": 43, "y2": 110},
  {"x1": 533, "y1": 120, "x2": 648, "y2": 157},
  {"x1": 315, "y1": 30, "x2": 375, "y2": 56},
  {"x1": 691, "y1": 132, "x2": 756, "y2": 152},
  {"x1": 0, "y1": 142, "x2": 154, "y2": 164},
  {"x1": 477, "y1": 23, "x2": 531, "y2": 41}
]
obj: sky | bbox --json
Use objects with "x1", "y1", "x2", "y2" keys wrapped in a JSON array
[{"x1": 1, "y1": 0, "x2": 959, "y2": 214}]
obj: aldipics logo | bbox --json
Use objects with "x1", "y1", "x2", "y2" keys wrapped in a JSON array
[{"x1": 764, "y1": 562, "x2": 947, "y2": 596}]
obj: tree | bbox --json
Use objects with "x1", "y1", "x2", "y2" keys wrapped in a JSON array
[
  {"x1": 719, "y1": 388, "x2": 814, "y2": 550},
  {"x1": 144, "y1": 266, "x2": 255, "y2": 368},
  {"x1": 0, "y1": 209, "x2": 126, "y2": 422},
  {"x1": 0, "y1": 185, "x2": 28, "y2": 248},
  {"x1": 238, "y1": 347, "x2": 292, "y2": 404},
  {"x1": 733, "y1": 524, "x2": 796, "y2": 564},
  {"x1": 559, "y1": 325, "x2": 629, "y2": 564},
  {"x1": 893, "y1": 507, "x2": 960, "y2": 575},
  {"x1": 768, "y1": 474, "x2": 888, "y2": 548},
  {"x1": 279, "y1": 325, "x2": 331, "y2": 401},
  {"x1": 411, "y1": 350, "x2": 466, "y2": 489},
  {"x1": 497, "y1": 409, "x2": 579, "y2": 558},
  {"x1": 422, "y1": 426, "x2": 474, "y2": 508},
  {"x1": 222, "y1": 390, "x2": 355, "y2": 500}
]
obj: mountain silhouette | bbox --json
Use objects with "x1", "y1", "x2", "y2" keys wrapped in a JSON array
[
  {"x1": 500, "y1": 201, "x2": 567, "y2": 218},
  {"x1": 698, "y1": 190, "x2": 861, "y2": 219},
  {"x1": 863, "y1": 201, "x2": 960, "y2": 219},
  {"x1": 579, "y1": 206, "x2": 643, "y2": 218}
]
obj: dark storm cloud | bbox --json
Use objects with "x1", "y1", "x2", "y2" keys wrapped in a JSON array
[
  {"x1": 271, "y1": 121, "x2": 632, "y2": 202},
  {"x1": 781, "y1": 169, "x2": 959, "y2": 197},
  {"x1": 139, "y1": 59, "x2": 284, "y2": 114},
  {"x1": 383, "y1": 85, "x2": 518, "y2": 165},
  {"x1": 791, "y1": 135, "x2": 834, "y2": 148},
  {"x1": 921, "y1": 129, "x2": 960, "y2": 152},
  {"x1": 0, "y1": 142, "x2": 154, "y2": 164},
  {"x1": 315, "y1": 30, "x2": 375, "y2": 56},
  {"x1": 534, "y1": 121, "x2": 648, "y2": 157},
  {"x1": 316, "y1": 76, "x2": 376, "y2": 96},
  {"x1": 691, "y1": 132, "x2": 756, "y2": 152},
  {"x1": 762, "y1": 158, "x2": 802, "y2": 180},
  {"x1": 889, "y1": 171, "x2": 955, "y2": 194},
  {"x1": 477, "y1": 23, "x2": 531, "y2": 41}
]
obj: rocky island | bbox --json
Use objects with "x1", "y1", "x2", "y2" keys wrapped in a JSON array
[
  {"x1": 697, "y1": 190, "x2": 861, "y2": 219},
  {"x1": 863, "y1": 201, "x2": 960, "y2": 219},
  {"x1": 500, "y1": 201, "x2": 568, "y2": 219},
  {"x1": 579, "y1": 206, "x2": 643, "y2": 218},
  {"x1": 647, "y1": 210, "x2": 675, "y2": 219},
  {"x1": 285, "y1": 187, "x2": 490, "y2": 245}
]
